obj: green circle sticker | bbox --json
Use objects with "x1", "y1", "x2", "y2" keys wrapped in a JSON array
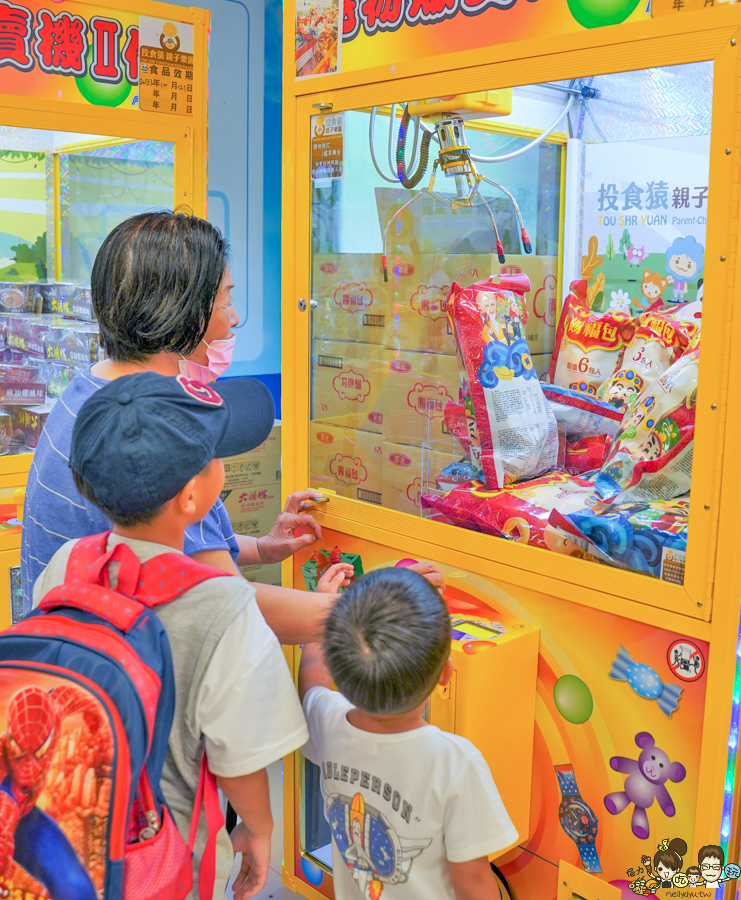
[
  {"x1": 75, "y1": 51, "x2": 132, "y2": 107},
  {"x1": 567, "y1": 0, "x2": 642, "y2": 29}
]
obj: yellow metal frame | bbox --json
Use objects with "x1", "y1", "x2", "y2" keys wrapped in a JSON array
[
  {"x1": 0, "y1": 0, "x2": 209, "y2": 217},
  {"x1": 0, "y1": 0, "x2": 210, "y2": 625},
  {"x1": 282, "y1": 5, "x2": 741, "y2": 895},
  {"x1": 285, "y1": 20, "x2": 738, "y2": 626},
  {"x1": 52, "y1": 151, "x2": 62, "y2": 281},
  {"x1": 363, "y1": 103, "x2": 569, "y2": 143}
]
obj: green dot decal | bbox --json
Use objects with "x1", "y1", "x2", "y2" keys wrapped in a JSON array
[
  {"x1": 75, "y1": 51, "x2": 131, "y2": 108},
  {"x1": 567, "y1": 0, "x2": 642, "y2": 29}
]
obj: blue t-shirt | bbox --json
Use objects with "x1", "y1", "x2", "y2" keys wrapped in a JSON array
[{"x1": 21, "y1": 366, "x2": 240, "y2": 615}]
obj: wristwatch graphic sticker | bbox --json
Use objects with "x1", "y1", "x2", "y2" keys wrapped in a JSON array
[{"x1": 555, "y1": 764, "x2": 601, "y2": 874}]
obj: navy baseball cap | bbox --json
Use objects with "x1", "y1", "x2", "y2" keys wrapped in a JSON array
[{"x1": 70, "y1": 372, "x2": 275, "y2": 518}]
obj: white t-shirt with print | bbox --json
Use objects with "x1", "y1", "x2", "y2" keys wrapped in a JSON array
[{"x1": 302, "y1": 686, "x2": 517, "y2": 900}]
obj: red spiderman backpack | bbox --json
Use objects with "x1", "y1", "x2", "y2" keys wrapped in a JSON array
[{"x1": 0, "y1": 533, "x2": 227, "y2": 900}]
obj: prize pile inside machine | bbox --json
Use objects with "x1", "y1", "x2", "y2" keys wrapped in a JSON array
[{"x1": 310, "y1": 63, "x2": 711, "y2": 586}]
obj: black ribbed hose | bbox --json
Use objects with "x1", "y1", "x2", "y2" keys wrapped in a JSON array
[{"x1": 396, "y1": 104, "x2": 432, "y2": 189}]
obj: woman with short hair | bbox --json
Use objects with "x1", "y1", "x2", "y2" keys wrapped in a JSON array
[{"x1": 22, "y1": 211, "x2": 327, "y2": 641}]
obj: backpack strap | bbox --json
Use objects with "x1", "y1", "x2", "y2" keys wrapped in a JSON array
[
  {"x1": 40, "y1": 532, "x2": 235, "y2": 633},
  {"x1": 63, "y1": 531, "x2": 117, "y2": 579},
  {"x1": 41, "y1": 541, "x2": 147, "y2": 631},
  {"x1": 188, "y1": 753, "x2": 225, "y2": 900}
]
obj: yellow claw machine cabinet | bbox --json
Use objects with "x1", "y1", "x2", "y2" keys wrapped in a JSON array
[
  {"x1": 0, "y1": 0, "x2": 208, "y2": 627},
  {"x1": 283, "y1": 2, "x2": 741, "y2": 899}
]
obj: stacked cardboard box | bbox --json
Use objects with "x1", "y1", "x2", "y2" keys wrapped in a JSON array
[
  {"x1": 313, "y1": 253, "x2": 389, "y2": 346},
  {"x1": 312, "y1": 339, "x2": 387, "y2": 433},
  {"x1": 221, "y1": 421, "x2": 283, "y2": 586},
  {"x1": 310, "y1": 251, "x2": 558, "y2": 507},
  {"x1": 383, "y1": 252, "x2": 490, "y2": 355},
  {"x1": 239, "y1": 562, "x2": 282, "y2": 587},
  {"x1": 382, "y1": 442, "x2": 460, "y2": 517},
  {"x1": 310, "y1": 421, "x2": 384, "y2": 504},
  {"x1": 378, "y1": 348, "x2": 462, "y2": 453},
  {"x1": 311, "y1": 253, "x2": 467, "y2": 506}
]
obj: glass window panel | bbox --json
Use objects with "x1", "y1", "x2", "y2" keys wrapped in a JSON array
[
  {"x1": 302, "y1": 757, "x2": 333, "y2": 869},
  {"x1": 60, "y1": 140, "x2": 175, "y2": 283},
  {"x1": 0, "y1": 127, "x2": 174, "y2": 457},
  {"x1": 309, "y1": 62, "x2": 711, "y2": 587}
]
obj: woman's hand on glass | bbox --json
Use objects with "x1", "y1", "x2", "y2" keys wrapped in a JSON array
[{"x1": 256, "y1": 490, "x2": 323, "y2": 564}]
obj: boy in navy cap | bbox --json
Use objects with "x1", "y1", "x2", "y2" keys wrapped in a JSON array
[{"x1": 32, "y1": 372, "x2": 308, "y2": 900}]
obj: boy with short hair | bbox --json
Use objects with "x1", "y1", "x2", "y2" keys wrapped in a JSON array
[
  {"x1": 33, "y1": 372, "x2": 309, "y2": 900},
  {"x1": 298, "y1": 565, "x2": 517, "y2": 900}
]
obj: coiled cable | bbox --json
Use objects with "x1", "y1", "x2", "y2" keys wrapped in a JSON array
[{"x1": 396, "y1": 104, "x2": 432, "y2": 189}]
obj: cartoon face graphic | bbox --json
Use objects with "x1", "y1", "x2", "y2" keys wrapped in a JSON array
[
  {"x1": 605, "y1": 375, "x2": 641, "y2": 412},
  {"x1": 640, "y1": 747, "x2": 674, "y2": 783},
  {"x1": 656, "y1": 862, "x2": 677, "y2": 882},
  {"x1": 4, "y1": 687, "x2": 60, "y2": 791},
  {"x1": 700, "y1": 857, "x2": 723, "y2": 885},
  {"x1": 640, "y1": 270, "x2": 669, "y2": 301},
  {"x1": 642, "y1": 280, "x2": 662, "y2": 299},
  {"x1": 668, "y1": 253, "x2": 698, "y2": 280},
  {"x1": 686, "y1": 872, "x2": 702, "y2": 886},
  {"x1": 608, "y1": 381, "x2": 632, "y2": 403},
  {"x1": 623, "y1": 405, "x2": 648, "y2": 432},
  {"x1": 476, "y1": 293, "x2": 497, "y2": 318},
  {"x1": 640, "y1": 433, "x2": 663, "y2": 461},
  {"x1": 159, "y1": 23, "x2": 180, "y2": 52}
]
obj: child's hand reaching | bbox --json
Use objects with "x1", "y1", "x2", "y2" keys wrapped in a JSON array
[
  {"x1": 315, "y1": 561, "x2": 445, "y2": 595},
  {"x1": 230, "y1": 821, "x2": 271, "y2": 899},
  {"x1": 316, "y1": 562, "x2": 354, "y2": 594}
]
